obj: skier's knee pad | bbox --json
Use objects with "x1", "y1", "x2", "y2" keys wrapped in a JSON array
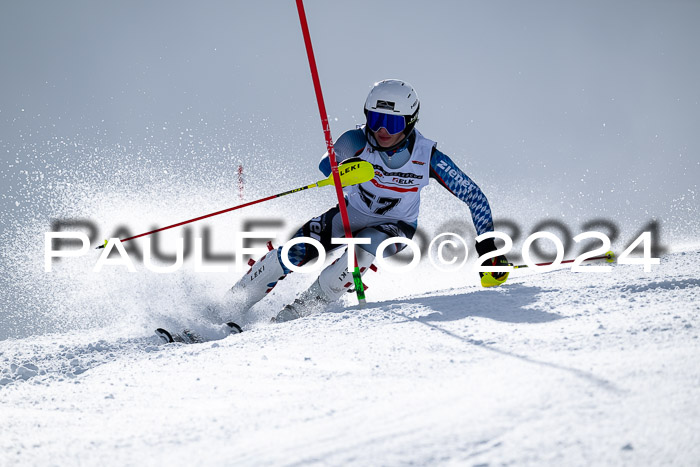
[{"x1": 317, "y1": 247, "x2": 375, "y2": 302}]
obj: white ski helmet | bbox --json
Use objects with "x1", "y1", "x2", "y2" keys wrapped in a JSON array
[{"x1": 364, "y1": 79, "x2": 420, "y2": 136}]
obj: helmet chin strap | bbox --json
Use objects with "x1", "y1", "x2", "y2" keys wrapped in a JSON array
[{"x1": 364, "y1": 127, "x2": 413, "y2": 154}]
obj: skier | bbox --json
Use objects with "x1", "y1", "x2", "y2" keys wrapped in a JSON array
[
  {"x1": 156, "y1": 79, "x2": 509, "y2": 343},
  {"x1": 227, "y1": 79, "x2": 510, "y2": 323}
]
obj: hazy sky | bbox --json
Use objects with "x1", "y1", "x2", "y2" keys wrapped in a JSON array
[{"x1": 1, "y1": 0, "x2": 699, "y2": 236}]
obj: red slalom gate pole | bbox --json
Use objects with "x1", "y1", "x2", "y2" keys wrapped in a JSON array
[
  {"x1": 238, "y1": 165, "x2": 244, "y2": 201},
  {"x1": 295, "y1": 0, "x2": 366, "y2": 306}
]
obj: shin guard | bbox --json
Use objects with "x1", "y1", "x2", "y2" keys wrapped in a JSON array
[
  {"x1": 227, "y1": 245, "x2": 288, "y2": 311},
  {"x1": 316, "y1": 247, "x2": 376, "y2": 302}
]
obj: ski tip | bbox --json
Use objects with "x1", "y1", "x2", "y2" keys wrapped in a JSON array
[
  {"x1": 226, "y1": 322, "x2": 243, "y2": 334},
  {"x1": 155, "y1": 328, "x2": 174, "y2": 343}
]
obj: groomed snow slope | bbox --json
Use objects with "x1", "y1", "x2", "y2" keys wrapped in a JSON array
[{"x1": 1, "y1": 248, "x2": 699, "y2": 466}]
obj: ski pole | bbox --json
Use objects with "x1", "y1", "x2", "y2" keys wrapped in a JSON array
[
  {"x1": 510, "y1": 250, "x2": 615, "y2": 269},
  {"x1": 96, "y1": 160, "x2": 374, "y2": 249},
  {"x1": 296, "y1": 0, "x2": 367, "y2": 306}
]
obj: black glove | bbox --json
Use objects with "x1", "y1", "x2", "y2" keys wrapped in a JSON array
[{"x1": 475, "y1": 237, "x2": 510, "y2": 287}]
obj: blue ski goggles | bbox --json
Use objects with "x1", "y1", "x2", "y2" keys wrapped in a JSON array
[{"x1": 366, "y1": 110, "x2": 406, "y2": 135}]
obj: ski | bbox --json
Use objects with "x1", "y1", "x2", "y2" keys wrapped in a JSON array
[{"x1": 155, "y1": 322, "x2": 242, "y2": 344}]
